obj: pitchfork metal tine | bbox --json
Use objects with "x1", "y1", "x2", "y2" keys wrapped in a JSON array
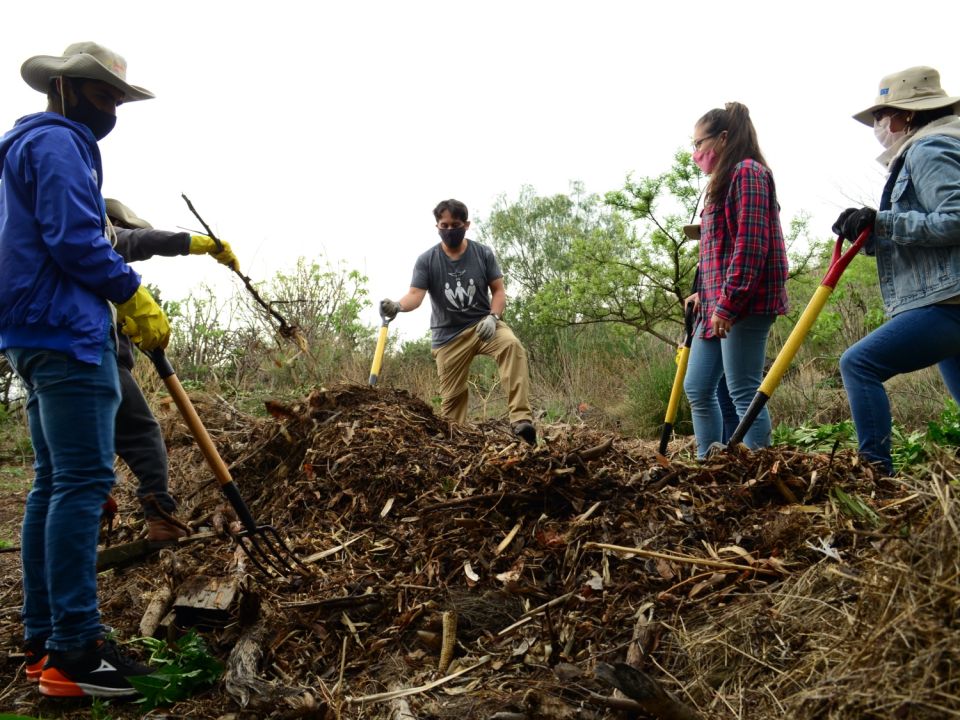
[{"x1": 236, "y1": 526, "x2": 308, "y2": 577}]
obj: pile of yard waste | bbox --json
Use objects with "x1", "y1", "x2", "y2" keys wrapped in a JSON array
[{"x1": 0, "y1": 383, "x2": 957, "y2": 719}]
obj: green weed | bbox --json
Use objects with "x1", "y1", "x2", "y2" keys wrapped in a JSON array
[
  {"x1": 127, "y1": 631, "x2": 223, "y2": 710},
  {"x1": 772, "y1": 419, "x2": 856, "y2": 452},
  {"x1": 90, "y1": 698, "x2": 115, "y2": 720}
]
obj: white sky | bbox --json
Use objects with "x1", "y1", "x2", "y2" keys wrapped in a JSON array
[{"x1": 2, "y1": 0, "x2": 959, "y2": 340}]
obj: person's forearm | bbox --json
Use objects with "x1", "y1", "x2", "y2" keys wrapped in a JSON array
[
  {"x1": 397, "y1": 291, "x2": 424, "y2": 312},
  {"x1": 490, "y1": 290, "x2": 506, "y2": 316},
  {"x1": 114, "y1": 228, "x2": 190, "y2": 262}
]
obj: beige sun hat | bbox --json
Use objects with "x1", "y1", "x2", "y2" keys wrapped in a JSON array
[
  {"x1": 21, "y1": 42, "x2": 154, "y2": 101},
  {"x1": 105, "y1": 198, "x2": 153, "y2": 230},
  {"x1": 854, "y1": 66, "x2": 959, "y2": 126}
]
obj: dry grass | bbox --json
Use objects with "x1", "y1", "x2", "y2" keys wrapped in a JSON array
[{"x1": 655, "y1": 463, "x2": 960, "y2": 719}]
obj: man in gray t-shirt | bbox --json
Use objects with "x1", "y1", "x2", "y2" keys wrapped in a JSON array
[{"x1": 380, "y1": 199, "x2": 536, "y2": 444}]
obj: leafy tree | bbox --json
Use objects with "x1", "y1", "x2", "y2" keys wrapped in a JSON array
[{"x1": 480, "y1": 182, "x2": 623, "y2": 331}]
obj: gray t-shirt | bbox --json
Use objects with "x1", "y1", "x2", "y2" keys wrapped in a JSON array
[{"x1": 411, "y1": 240, "x2": 503, "y2": 348}]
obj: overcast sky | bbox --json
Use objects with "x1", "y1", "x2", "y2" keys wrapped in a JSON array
[{"x1": 2, "y1": 0, "x2": 959, "y2": 340}]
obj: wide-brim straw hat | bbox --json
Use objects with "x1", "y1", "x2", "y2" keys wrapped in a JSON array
[
  {"x1": 105, "y1": 198, "x2": 153, "y2": 229},
  {"x1": 854, "y1": 66, "x2": 959, "y2": 126},
  {"x1": 21, "y1": 41, "x2": 154, "y2": 101}
]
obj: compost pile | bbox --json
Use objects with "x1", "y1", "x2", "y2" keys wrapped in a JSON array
[{"x1": 1, "y1": 384, "x2": 958, "y2": 719}]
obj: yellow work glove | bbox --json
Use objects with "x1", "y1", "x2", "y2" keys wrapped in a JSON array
[
  {"x1": 190, "y1": 235, "x2": 239, "y2": 271},
  {"x1": 115, "y1": 286, "x2": 170, "y2": 351}
]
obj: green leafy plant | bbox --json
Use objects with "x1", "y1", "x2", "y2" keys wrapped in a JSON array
[
  {"x1": 891, "y1": 425, "x2": 928, "y2": 470},
  {"x1": 90, "y1": 698, "x2": 115, "y2": 720},
  {"x1": 772, "y1": 419, "x2": 856, "y2": 452},
  {"x1": 926, "y1": 398, "x2": 960, "y2": 447},
  {"x1": 127, "y1": 631, "x2": 223, "y2": 710}
]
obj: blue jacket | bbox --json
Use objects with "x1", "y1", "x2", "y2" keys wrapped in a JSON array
[
  {"x1": 870, "y1": 120, "x2": 960, "y2": 317},
  {"x1": 0, "y1": 112, "x2": 141, "y2": 364}
]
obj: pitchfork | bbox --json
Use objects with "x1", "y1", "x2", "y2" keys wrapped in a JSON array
[{"x1": 147, "y1": 348, "x2": 308, "y2": 577}]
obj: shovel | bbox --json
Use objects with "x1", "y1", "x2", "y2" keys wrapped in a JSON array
[
  {"x1": 146, "y1": 348, "x2": 307, "y2": 576},
  {"x1": 709, "y1": 227, "x2": 869, "y2": 454},
  {"x1": 368, "y1": 309, "x2": 392, "y2": 386},
  {"x1": 659, "y1": 301, "x2": 695, "y2": 455}
]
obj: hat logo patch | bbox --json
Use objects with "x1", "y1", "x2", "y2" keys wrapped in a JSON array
[{"x1": 880, "y1": 87, "x2": 889, "y2": 96}]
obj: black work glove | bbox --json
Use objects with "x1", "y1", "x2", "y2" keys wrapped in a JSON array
[
  {"x1": 832, "y1": 207, "x2": 876, "y2": 242},
  {"x1": 380, "y1": 298, "x2": 401, "y2": 320}
]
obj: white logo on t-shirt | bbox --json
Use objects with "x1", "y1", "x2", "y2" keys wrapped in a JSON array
[{"x1": 445, "y1": 271, "x2": 479, "y2": 312}]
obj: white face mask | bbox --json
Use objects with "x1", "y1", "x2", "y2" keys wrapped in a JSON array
[{"x1": 874, "y1": 114, "x2": 907, "y2": 149}]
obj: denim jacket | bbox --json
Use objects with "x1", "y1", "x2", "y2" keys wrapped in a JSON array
[{"x1": 870, "y1": 121, "x2": 960, "y2": 317}]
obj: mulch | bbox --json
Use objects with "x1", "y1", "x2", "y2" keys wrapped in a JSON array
[{"x1": 0, "y1": 383, "x2": 957, "y2": 719}]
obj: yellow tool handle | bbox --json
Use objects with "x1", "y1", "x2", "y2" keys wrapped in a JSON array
[
  {"x1": 665, "y1": 347, "x2": 690, "y2": 424},
  {"x1": 758, "y1": 285, "x2": 833, "y2": 396},
  {"x1": 162, "y1": 371, "x2": 235, "y2": 488},
  {"x1": 369, "y1": 323, "x2": 389, "y2": 386}
]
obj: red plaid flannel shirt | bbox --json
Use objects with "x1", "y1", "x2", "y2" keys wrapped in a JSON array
[{"x1": 697, "y1": 159, "x2": 789, "y2": 339}]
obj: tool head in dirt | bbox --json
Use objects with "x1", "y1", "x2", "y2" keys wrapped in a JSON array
[
  {"x1": 146, "y1": 347, "x2": 309, "y2": 580},
  {"x1": 220, "y1": 481, "x2": 309, "y2": 577},
  {"x1": 234, "y1": 522, "x2": 310, "y2": 578}
]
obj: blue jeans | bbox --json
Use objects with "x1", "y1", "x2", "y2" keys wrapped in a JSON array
[
  {"x1": 684, "y1": 315, "x2": 775, "y2": 457},
  {"x1": 5, "y1": 340, "x2": 119, "y2": 651},
  {"x1": 840, "y1": 304, "x2": 960, "y2": 474},
  {"x1": 717, "y1": 375, "x2": 739, "y2": 444}
]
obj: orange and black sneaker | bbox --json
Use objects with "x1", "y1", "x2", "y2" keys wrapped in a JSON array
[
  {"x1": 39, "y1": 638, "x2": 153, "y2": 698},
  {"x1": 24, "y1": 636, "x2": 48, "y2": 682}
]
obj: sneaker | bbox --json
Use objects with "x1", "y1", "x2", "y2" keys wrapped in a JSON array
[
  {"x1": 24, "y1": 636, "x2": 48, "y2": 682},
  {"x1": 146, "y1": 517, "x2": 189, "y2": 543},
  {"x1": 513, "y1": 420, "x2": 537, "y2": 445},
  {"x1": 39, "y1": 638, "x2": 153, "y2": 698}
]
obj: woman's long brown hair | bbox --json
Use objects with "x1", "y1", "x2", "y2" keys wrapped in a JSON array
[{"x1": 699, "y1": 102, "x2": 770, "y2": 206}]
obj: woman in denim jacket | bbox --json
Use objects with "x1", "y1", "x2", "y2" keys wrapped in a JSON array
[{"x1": 834, "y1": 66, "x2": 960, "y2": 474}]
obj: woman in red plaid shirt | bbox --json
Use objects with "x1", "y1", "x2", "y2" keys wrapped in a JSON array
[{"x1": 683, "y1": 102, "x2": 789, "y2": 458}]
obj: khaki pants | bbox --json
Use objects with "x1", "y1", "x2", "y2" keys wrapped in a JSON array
[{"x1": 432, "y1": 321, "x2": 532, "y2": 424}]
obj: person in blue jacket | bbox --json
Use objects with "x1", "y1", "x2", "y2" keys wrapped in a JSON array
[
  {"x1": 0, "y1": 42, "x2": 168, "y2": 699},
  {"x1": 834, "y1": 67, "x2": 960, "y2": 475}
]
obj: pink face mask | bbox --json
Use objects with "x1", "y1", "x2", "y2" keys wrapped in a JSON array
[{"x1": 693, "y1": 147, "x2": 719, "y2": 175}]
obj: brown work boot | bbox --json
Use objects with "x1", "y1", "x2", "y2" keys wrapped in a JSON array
[{"x1": 146, "y1": 518, "x2": 189, "y2": 543}]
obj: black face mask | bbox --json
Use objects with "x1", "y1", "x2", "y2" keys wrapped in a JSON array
[
  {"x1": 439, "y1": 227, "x2": 466, "y2": 249},
  {"x1": 64, "y1": 79, "x2": 117, "y2": 140}
]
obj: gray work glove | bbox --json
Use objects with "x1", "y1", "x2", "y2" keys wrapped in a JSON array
[
  {"x1": 380, "y1": 298, "x2": 401, "y2": 320},
  {"x1": 476, "y1": 314, "x2": 498, "y2": 342}
]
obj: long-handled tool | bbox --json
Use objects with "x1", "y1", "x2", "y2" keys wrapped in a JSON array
[
  {"x1": 711, "y1": 228, "x2": 869, "y2": 454},
  {"x1": 659, "y1": 301, "x2": 695, "y2": 455},
  {"x1": 147, "y1": 348, "x2": 306, "y2": 576},
  {"x1": 368, "y1": 309, "x2": 391, "y2": 386}
]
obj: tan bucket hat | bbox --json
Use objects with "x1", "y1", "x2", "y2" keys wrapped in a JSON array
[
  {"x1": 21, "y1": 42, "x2": 154, "y2": 101},
  {"x1": 105, "y1": 198, "x2": 153, "y2": 229},
  {"x1": 854, "y1": 66, "x2": 959, "y2": 126}
]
